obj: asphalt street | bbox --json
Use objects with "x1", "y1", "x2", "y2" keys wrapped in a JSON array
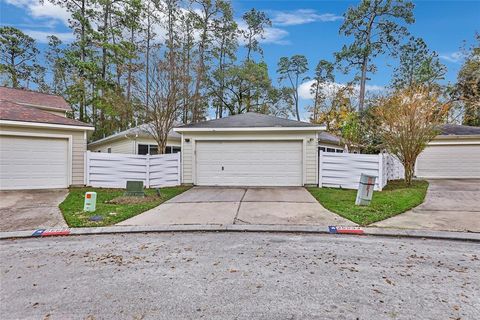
[{"x1": 1, "y1": 232, "x2": 479, "y2": 320}]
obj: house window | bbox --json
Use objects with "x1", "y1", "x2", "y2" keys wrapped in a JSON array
[
  {"x1": 165, "y1": 146, "x2": 182, "y2": 154},
  {"x1": 319, "y1": 146, "x2": 344, "y2": 153},
  {"x1": 139, "y1": 144, "x2": 181, "y2": 155},
  {"x1": 107, "y1": 148, "x2": 111, "y2": 153},
  {"x1": 138, "y1": 144, "x2": 149, "y2": 155},
  {"x1": 149, "y1": 145, "x2": 158, "y2": 155}
]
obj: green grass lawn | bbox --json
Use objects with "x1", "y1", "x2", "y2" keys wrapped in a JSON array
[
  {"x1": 60, "y1": 186, "x2": 190, "y2": 227},
  {"x1": 307, "y1": 180, "x2": 429, "y2": 226}
]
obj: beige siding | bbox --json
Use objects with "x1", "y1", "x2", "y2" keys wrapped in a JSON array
[
  {"x1": 89, "y1": 137, "x2": 181, "y2": 154},
  {"x1": 0, "y1": 125, "x2": 88, "y2": 186},
  {"x1": 180, "y1": 131, "x2": 318, "y2": 186},
  {"x1": 416, "y1": 140, "x2": 480, "y2": 178}
]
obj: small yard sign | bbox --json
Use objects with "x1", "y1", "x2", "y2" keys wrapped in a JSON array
[{"x1": 124, "y1": 181, "x2": 145, "y2": 197}]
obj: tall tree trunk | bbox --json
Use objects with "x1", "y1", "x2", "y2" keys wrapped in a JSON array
[
  {"x1": 79, "y1": 0, "x2": 86, "y2": 122},
  {"x1": 10, "y1": 54, "x2": 18, "y2": 88},
  {"x1": 294, "y1": 75, "x2": 300, "y2": 120},
  {"x1": 127, "y1": 25, "x2": 134, "y2": 101},
  {"x1": 359, "y1": 54, "x2": 368, "y2": 112},
  {"x1": 145, "y1": 0, "x2": 151, "y2": 109}
]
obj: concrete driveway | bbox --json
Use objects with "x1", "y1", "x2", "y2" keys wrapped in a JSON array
[
  {"x1": 374, "y1": 179, "x2": 480, "y2": 232},
  {"x1": 0, "y1": 189, "x2": 68, "y2": 232},
  {"x1": 118, "y1": 187, "x2": 355, "y2": 226}
]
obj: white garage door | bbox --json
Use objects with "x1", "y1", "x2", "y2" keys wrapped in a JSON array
[
  {"x1": 0, "y1": 135, "x2": 69, "y2": 190},
  {"x1": 416, "y1": 144, "x2": 480, "y2": 178},
  {"x1": 196, "y1": 141, "x2": 303, "y2": 186}
]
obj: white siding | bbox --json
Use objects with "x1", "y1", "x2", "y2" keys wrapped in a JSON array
[
  {"x1": 180, "y1": 131, "x2": 318, "y2": 186},
  {"x1": 89, "y1": 137, "x2": 181, "y2": 154}
]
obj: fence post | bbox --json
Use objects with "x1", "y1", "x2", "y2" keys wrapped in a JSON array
[
  {"x1": 378, "y1": 153, "x2": 384, "y2": 191},
  {"x1": 318, "y1": 150, "x2": 323, "y2": 188},
  {"x1": 85, "y1": 151, "x2": 90, "y2": 186},
  {"x1": 145, "y1": 154, "x2": 150, "y2": 188},
  {"x1": 177, "y1": 152, "x2": 181, "y2": 185}
]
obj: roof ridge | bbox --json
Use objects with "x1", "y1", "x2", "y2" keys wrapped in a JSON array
[{"x1": 0, "y1": 86, "x2": 65, "y2": 98}]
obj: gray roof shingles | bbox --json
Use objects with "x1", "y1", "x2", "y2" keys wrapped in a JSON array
[
  {"x1": 89, "y1": 123, "x2": 180, "y2": 146},
  {"x1": 0, "y1": 100, "x2": 92, "y2": 127},
  {"x1": 439, "y1": 124, "x2": 480, "y2": 136},
  {"x1": 177, "y1": 112, "x2": 320, "y2": 129},
  {"x1": 0, "y1": 86, "x2": 71, "y2": 111}
]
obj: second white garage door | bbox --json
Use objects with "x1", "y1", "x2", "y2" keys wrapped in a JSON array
[
  {"x1": 0, "y1": 135, "x2": 69, "y2": 190},
  {"x1": 416, "y1": 144, "x2": 480, "y2": 178},
  {"x1": 196, "y1": 141, "x2": 303, "y2": 186}
]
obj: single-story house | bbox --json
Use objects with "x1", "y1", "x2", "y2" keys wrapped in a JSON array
[
  {"x1": 416, "y1": 124, "x2": 480, "y2": 179},
  {"x1": 174, "y1": 112, "x2": 325, "y2": 187},
  {"x1": 318, "y1": 131, "x2": 345, "y2": 153},
  {"x1": 88, "y1": 123, "x2": 181, "y2": 155},
  {"x1": 0, "y1": 87, "x2": 94, "y2": 190}
]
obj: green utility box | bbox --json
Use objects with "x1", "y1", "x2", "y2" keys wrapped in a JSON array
[
  {"x1": 84, "y1": 192, "x2": 97, "y2": 212},
  {"x1": 124, "y1": 181, "x2": 145, "y2": 197}
]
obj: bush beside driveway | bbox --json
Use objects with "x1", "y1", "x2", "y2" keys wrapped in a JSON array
[
  {"x1": 307, "y1": 180, "x2": 429, "y2": 226},
  {"x1": 60, "y1": 186, "x2": 190, "y2": 227}
]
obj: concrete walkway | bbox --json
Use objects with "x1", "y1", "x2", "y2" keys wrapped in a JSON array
[
  {"x1": 374, "y1": 179, "x2": 480, "y2": 232},
  {"x1": 0, "y1": 189, "x2": 68, "y2": 231},
  {"x1": 118, "y1": 187, "x2": 355, "y2": 227}
]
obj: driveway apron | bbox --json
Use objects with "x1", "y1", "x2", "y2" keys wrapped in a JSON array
[
  {"x1": 118, "y1": 187, "x2": 355, "y2": 226},
  {"x1": 0, "y1": 189, "x2": 68, "y2": 231},
  {"x1": 374, "y1": 179, "x2": 480, "y2": 232}
]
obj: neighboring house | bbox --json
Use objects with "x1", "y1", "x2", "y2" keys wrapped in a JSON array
[
  {"x1": 416, "y1": 124, "x2": 480, "y2": 179},
  {"x1": 88, "y1": 123, "x2": 181, "y2": 155},
  {"x1": 0, "y1": 87, "x2": 94, "y2": 190},
  {"x1": 318, "y1": 131, "x2": 345, "y2": 153},
  {"x1": 174, "y1": 112, "x2": 325, "y2": 187}
]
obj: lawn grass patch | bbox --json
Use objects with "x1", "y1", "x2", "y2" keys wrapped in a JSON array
[
  {"x1": 60, "y1": 186, "x2": 190, "y2": 227},
  {"x1": 307, "y1": 180, "x2": 428, "y2": 226}
]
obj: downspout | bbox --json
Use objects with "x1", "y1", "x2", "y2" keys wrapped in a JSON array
[{"x1": 124, "y1": 134, "x2": 139, "y2": 154}]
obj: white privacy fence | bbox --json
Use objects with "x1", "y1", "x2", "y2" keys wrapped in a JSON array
[
  {"x1": 85, "y1": 151, "x2": 181, "y2": 188},
  {"x1": 318, "y1": 152, "x2": 404, "y2": 191}
]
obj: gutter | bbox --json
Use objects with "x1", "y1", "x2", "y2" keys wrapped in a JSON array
[{"x1": 174, "y1": 126, "x2": 326, "y2": 133}]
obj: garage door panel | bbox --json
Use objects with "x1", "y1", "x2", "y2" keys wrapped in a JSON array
[
  {"x1": 196, "y1": 141, "x2": 303, "y2": 186},
  {"x1": 416, "y1": 145, "x2": 480, "y2": 178},
  {"x1": 0, "y1": 136, "x2": 69, "y2": 190}
]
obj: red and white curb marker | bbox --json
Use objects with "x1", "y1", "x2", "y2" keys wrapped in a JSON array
[
  {"x1": 328, "y1": 226, "x2": 364, "y2": 235},
  {"x1": 32, "y1": 229, "x2": 71, "y2": 237}
]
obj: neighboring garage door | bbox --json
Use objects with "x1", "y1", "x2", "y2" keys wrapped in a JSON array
[
  {"x1": 416, "y1": 144, "x2": 480, "y2": 178},
  {"x1": 0, "y1": 135, "x2": 69, "y2": 190},
  {"x1": 196, "y1": 140, "x2": 303, "y2": 186}
]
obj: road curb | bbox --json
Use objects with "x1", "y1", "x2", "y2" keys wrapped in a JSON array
[{"x1": 1, "y1": 224, "x2": 479, "y2": 242}]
